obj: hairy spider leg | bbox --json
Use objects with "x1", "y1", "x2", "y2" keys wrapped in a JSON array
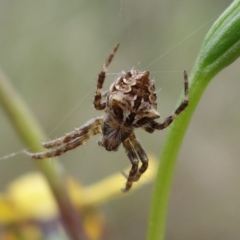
[
  {"x1": 146, "y1": 70, "x2": 189, "y2": 131},
  {"x1": 122, "y1": 137, "x2": 139, "y2": 192},
  {"x1": 130, "y1": 134, "x2": 149, "y2": 182},
  {"x1": 122, "y1": 132, "x2": 149, "y2": 192},
  {"x1": 25, "y1": 118, "x2": 103, "y2": 159},
  {"x1": 94, "y1": 43, "x2": 120, "y2": 110},
  {"x1": 41, "y1": 118, "x2": 103, "y2": 149}
]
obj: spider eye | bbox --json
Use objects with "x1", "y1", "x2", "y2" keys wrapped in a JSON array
[{"x1": 113, "y1": 107, "x2": 123, "y2": 119}]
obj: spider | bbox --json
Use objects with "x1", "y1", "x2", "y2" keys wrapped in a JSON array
[{"x1": 25, "y1": 44, "x2": 189, "y2": 192}]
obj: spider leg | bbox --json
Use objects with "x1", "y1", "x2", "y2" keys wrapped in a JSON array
[
  {"x1": 122, "y1": 132, "x2": 149, "y2": 192},
  {"x1": 25, "y1": 117, "x2": 103, "y2": 159},
  {"x1": 42, "y1": 118, "x2": 103, "y2": 149},
  {"x1": 94, "y1": 43, "x2": 119, "y2": 110},
  {"x1": 122, "y1": 137, "x2": 139, "y2": 192},
  {"x1": 147, "y1": 70, "x2": 189, "y2": 131},
  {"x1": 141, "y1": 125, "x2": 155, "y2": 133},
  {"x1": 129, "y1": 133, "x2": 149, "y2": 183}
]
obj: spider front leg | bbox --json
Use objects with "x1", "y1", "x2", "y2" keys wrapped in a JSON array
[
  {"x1": 41, "y1": 118, "x2": 103, "y2": 149},
  {"x1": 149, "y1": 70, "x2": 189, "y2": 131},
  {"x1": 122, "y1": 133, "x2": 149, "y2": 192},
  {"x1": 25, "y1": 117, "x2": 103, "y2": 159},
  {"x1": 94, "y1": 43, "x2": 119, "y2": 110}
]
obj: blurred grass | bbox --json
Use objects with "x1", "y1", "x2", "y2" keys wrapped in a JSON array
[{"x1": 1, "y1": 1, "x2": 240, "y2": 240}]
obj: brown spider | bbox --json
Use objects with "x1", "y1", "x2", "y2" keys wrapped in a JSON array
[{"x1": 25, "y1": 44, "x2": 189, "y2": 192}]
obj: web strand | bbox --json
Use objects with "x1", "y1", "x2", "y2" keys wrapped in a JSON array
[{"x1": 144, "y1": 13, "x2": 220, "y2": 69}]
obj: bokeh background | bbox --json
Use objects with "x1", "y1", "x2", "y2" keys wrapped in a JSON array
[{"x1": 1, "y1": 0, "x2": 240, "y2": 239}]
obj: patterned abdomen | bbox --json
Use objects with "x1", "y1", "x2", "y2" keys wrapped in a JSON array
[{"x1": 106, "y1": 70, "x2": 160, "y2": 127}]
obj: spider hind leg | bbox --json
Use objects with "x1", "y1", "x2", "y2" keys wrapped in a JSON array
[
  {"x1": 122, "y1": 137, "x2": 139, "y2": 192},
  {"x1": 122, "y1": 133, "x2": 149, "y2": 192}
]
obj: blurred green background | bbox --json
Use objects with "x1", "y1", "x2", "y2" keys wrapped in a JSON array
[{"x1": 1, "y1": 0, "x2": 240, "y2": 239}]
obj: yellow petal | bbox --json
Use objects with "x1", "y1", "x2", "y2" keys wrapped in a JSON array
[
  {"x1": 69, "y1": 155, "x2": 158, "y2": 207},
  {"x1": 0, "y1": 195, "x2": 21, "y2": 223},
  {"x1": 7, "y1": 173, "x2": 58, "y2": 220}
]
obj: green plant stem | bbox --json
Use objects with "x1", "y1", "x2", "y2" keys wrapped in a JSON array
[
  {"x1": 147, "y1": 0, "x2": 240, "y2": 239},
  {"x1": 0, "y1": 71, "x2": 88, "y2": 240},
  {"x1": 147, "y1": 70, "x2": 209, "y2": 240}
]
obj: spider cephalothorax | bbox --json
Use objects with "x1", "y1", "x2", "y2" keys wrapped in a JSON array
[{"x1": 25, "y1": 44, "x2": 189, "y2": 192}]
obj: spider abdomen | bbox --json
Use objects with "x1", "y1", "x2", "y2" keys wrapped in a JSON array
[{"x1": 106, "y1": 70, "x2": 160, "y2": 127}]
